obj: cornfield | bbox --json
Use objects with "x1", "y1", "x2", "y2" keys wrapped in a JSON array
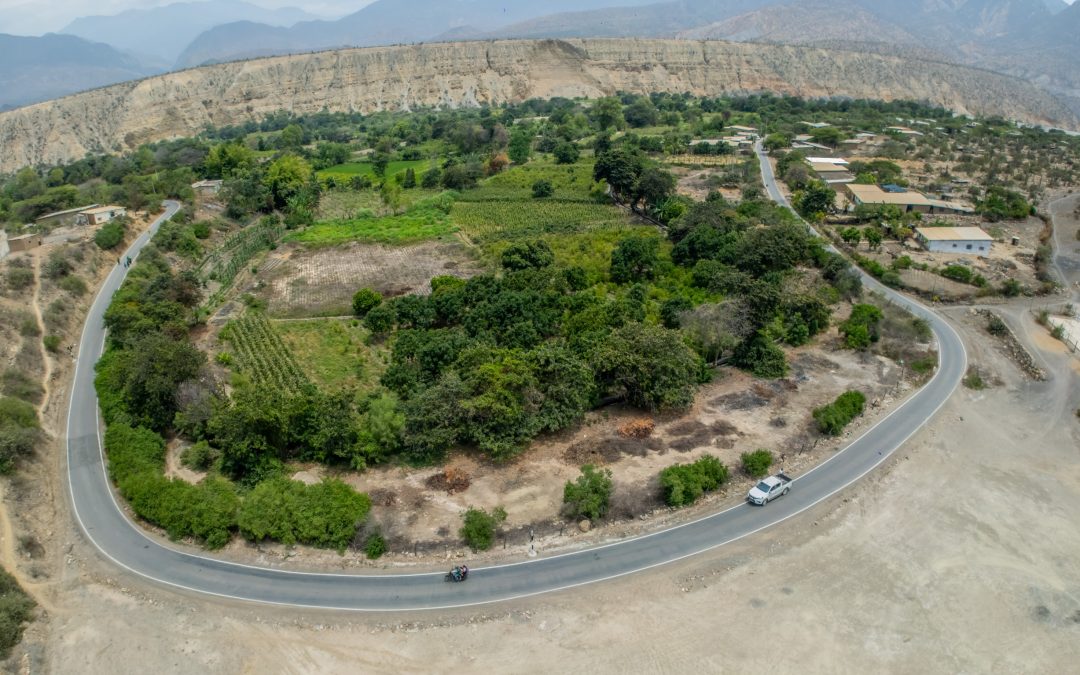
[
  {"x1": 452, "y1": 200, "x2": 629, "y2": 243},
  {"x1": 222, "y1": 313, "x2": 309, "y2": 393}
]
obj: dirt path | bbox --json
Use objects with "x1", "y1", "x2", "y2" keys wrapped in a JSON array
[{"x1": 28, "y1": 251, "x2": 54, "y2": 420}]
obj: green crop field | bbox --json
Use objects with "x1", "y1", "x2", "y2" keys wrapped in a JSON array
[
  {"x1": 290, "y1": 194, "x2": 457, "y2": 246},
  {"x1": 453, "y1": 200, "x2": 630, "y2": 243},
  {"x1": 275, "y1": 319, "x2": 387, "y2": 395},
  {"x1": 318, "y1": 160, "x2": 429, "y2": 181},
  {"x1": 462, "y1": 161, "x2": 598, "y2": 202}
]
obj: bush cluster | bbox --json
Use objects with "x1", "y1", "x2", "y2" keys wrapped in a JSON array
[
  {"x1": 813, "y1": 391, "x2": 866, "y2": 436},
  {"x1": 0, "y1": 567, "x2": 35, "y2": 658},
  {"x1": 0, "y1": 396, "x2": 40, "y2": 474},
  {"x1": 563, "y1": 464, "x2": 613, "y2": 521},
  {"x1": 460, "y1": 506, "x2": 507, "y2": 551},
  {"x1": 740, "y1": 449, "x2": 774, "y2": 478},
  {"x1": 659, "y1": 455, "x2": 729, "y2": 507},
  {"x1": 237, "y1": 477, "x2": 371, "y2": 553}
]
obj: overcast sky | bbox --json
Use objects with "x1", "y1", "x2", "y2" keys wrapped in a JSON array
[
  {"x1": 0, "y1": 0, "x2": 1075, "y2": 37},
  {"x1": 0, "y1": 0, "x2": 370, "y2": 36}
]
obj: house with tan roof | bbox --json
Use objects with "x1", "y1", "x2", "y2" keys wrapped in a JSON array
[{"x1": 915, "y1": 227, "x2": 993, "y2": 257}]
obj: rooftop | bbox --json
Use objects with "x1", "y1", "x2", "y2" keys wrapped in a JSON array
[
  {"x1": 36, "y1": 204, "x2": 98, "y2": 221},
  {"x1": 916, "y1": 226, "x2": 993, "y2": 242},
  {"x1": 846, "y1": 184, "x2": 931, "y2": 206},
  {"x1": 81, "y1": 205, "x2": 126, "y2": 215}
]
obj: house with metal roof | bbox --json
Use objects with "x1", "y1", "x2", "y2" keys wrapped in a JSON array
[{"x1": 915, "y1": 227, "x2": 993, "y2": 257}]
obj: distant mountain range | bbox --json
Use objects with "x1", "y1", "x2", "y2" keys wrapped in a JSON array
[
  {"x1": 174, "y1": 0, "x2": 661, "y2": 68},
  {"x1": 0, "y1": 33, "x2": 158, "y2": 110},
  {"x1": 60, "y1": 0, "x2": 317, "y2": 66},
  {"x1": 3, "y1": 0, "x2": 1079, "y2": 121}
]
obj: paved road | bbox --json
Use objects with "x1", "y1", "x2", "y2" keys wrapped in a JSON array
[{"x1": 66, "y1": 170, "x2": 967, "y2": 610}]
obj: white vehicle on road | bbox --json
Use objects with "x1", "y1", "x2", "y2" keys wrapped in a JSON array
[{"x1": 747, "y1": 472, "x2": 793, "y2": 506}]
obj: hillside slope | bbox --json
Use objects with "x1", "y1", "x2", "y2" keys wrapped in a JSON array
[{"x1": 0, "y1": 38, "x2": 1075, "y2": 172}]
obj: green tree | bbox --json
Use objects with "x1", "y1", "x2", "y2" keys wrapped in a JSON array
[
  {"x1": 633, "y1": 167, "x2": 676, "y2": 211},
  {"x1": 794, "y1": 181, "x2": 835, "y2": 220},
  {"x1": 531, "y1": 179, "x2": 554, "y2": 198},
  {"x1": 591, "y1": 323, "x2": 702, "y2": 411},
  {"x1": 563, "y1": 464, "x2": 613, "y2": 520},
  {"x1": 352, "y1": 288, "x2": 383, "y2": 317},
  {"x1": 840, "y1": 304, "x2": 883, "y2": 350},
  {"x1": 264, "y1": 155, "x2": 313, "y2": 208},
  {"x1": 732, "y1": 332, "x2": 788, "y2": 379},
  {"x1": 839, "y1": 227, "x2": 863, "y2": 247},
  {"x1": 508, "y1": 129, "x2": 533, "y2": 164},
  {"x1": 553, "y1": 141, "x2": 580, "y2": 165},
  {"x1": 593, "y1": 148, "x2": 644, "y2": 199},
  {"x1": 610, "y1": 236, "x2": 660, "y2": 283},
  {"x1": 864, "y1": 227, "x2": 884, "y2": 251},
  {"x1": 591, "y1": 97, "x2": 625, "y2": 131},
  {"x1": 278, "y1": 123, "x2": 305, "y2": 149},
  {"x1": 94, "y1": 221, "x2": 126, "y2": 250},
  {"x1": 501, "y1": 240, "x2": 554, "y2": 271},
  {"x1": 813, "y1": 391, "x2": 866, "y2": 436},
  {"x1": 460, "y1": 506, "x2": 507, "y2": 551}
]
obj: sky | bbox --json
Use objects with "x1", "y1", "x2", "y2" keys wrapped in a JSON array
[
  {"x1": 0, "y1": 0, "x2": 370, "y2": 36},
  {"x1": 0, "y1": 0, "x2": 1075, "y2": 36}
]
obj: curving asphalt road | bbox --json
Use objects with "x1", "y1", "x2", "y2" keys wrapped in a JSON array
[{"x1": 65, "y1": 158, "x2": 967, "y2": 610}]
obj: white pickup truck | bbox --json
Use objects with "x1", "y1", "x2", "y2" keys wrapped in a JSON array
[{"x1": 747, "y1": 471, "x2": 793, "y2": 506}]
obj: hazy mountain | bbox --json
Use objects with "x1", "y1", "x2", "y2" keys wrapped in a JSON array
[
  {"x1": 675, "y1": 0, "x2": 923, "y2": 48},
  {"x1": 175, "y1": 0, "x2": 661, "y2": 68},
  {"x1": 0, "y1": 33, "x2": 158, "y2": 110},
  {"x1": 1042, "y1": 0, "x2": 1070, "y2": 14},
  {"x1": 62, "y1": 0, "x2": 317, "y2": 65}
]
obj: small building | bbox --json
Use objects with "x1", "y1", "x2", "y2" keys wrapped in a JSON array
[
  {"x1": 808, "y1": 157, "x2": 854, "y2": 185},
  {"x1": 192, "y1": 179, "x2": 224, "y2": 194},
  {"x1": 915, "y1": 227, "x2": 993, "y2": 257},
  {"x1": 36, "y1": 204, "x2": 99, "y2": 228},
  {"x1": 8, "y1": 233, "x2": 43, "y2": 253},
  {"x1": 845, "y1": 184, "x2": 972, "y2": 215},
  {"x1": 77, "y1": 205, "x2": 127, "y2": 227}
]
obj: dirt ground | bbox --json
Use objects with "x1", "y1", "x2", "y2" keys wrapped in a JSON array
[{"x1": 257, "y1": 241, "x2": 481, "y2": 317}]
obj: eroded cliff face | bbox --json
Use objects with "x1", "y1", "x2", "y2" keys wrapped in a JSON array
[{"x1": 0, "y1": 38, "x2": 1074, "y2": 172}]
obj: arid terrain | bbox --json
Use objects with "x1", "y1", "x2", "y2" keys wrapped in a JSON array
[
  {"x1": 1, "y1": 195, "x2": 1077, "y2": 673},
  {"x1": 0, "y1": 38, "x2": 1075, "y2": 173}
]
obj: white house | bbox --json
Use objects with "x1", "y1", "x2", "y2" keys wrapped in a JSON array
[
  {"x1": 77, "y1": 205, "x2": 127, "y2": 226},
  {"x1": 915, "y1": 227, "x2": 994, "y2": 257}
]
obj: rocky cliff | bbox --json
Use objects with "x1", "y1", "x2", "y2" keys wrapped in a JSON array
[{"x1": 1, "y1": 38, "x2": 1075, "y2": 172}]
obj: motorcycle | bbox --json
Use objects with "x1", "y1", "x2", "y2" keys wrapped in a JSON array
[{"x1": 444, "y1": 565, "x2": 469, "y2": 582}]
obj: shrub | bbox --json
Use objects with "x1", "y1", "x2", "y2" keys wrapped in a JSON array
[
  {"x1": 363, "y1": 302, "x2": 396, "y2": 334},
  {"x1": 352, "y1": 288, "x2": 383, "y2": 317},
  {"x1": 963, "y1": 368, "x2": 986, "y2": 390},
  {"x1": 5, "y1": 266, "x2": 34, "y2": 291},
  {"x1": 459, "y1": 506, "x2": 506, "y2": 551},
  {"x1": 740, "y1": 449, "x2": 774, "y2": 478},
  {"x1": 813, "y1": 390, "x2": 866, "y2": 436},
  {"x1": 531, "y1": 179, "x2": 554, "y2": 198},
  {"x1": 365, "y1": 532, "x2": 387, "y2": 559},
  {"x1": 191, "y1": 221, "x2": 211, "y2": 239},
  {"x1": 1000, "y1": 278, "x2": 1023, "y2": 297},
  {"x1": 58, "y1": 274, "x2": 87, "y2": 296},
  {"x1": 94, "y1": 221, "x2": 125, "y2": 250},
  {"x1": 910, "y1": 355, "x2": 937, "y2": 374},
  {"x1": 986, "y1": 315, "x2": 1008, "y2": 336},
  {"x1": 0, "y1": 567, "x2": 35, "y2": 658},
  {"x1": 0, "y1": 369, "x2": 43, "y2": 405},
  {"x1": 660, "y1": 455, "x2": 729, "y2": 507},
  {"x1": 940, "y1": 265, "x2": 973, "y2": 284},
  {"x1": 180, "y1": 440, "x2": 218, "y2": 471},
  {"x1": 237, "y1": 477, "x2": 371, "y2": 553},
  {"x1": 840, "y1": 304, "x2": 883, "y2": 350},
  {"x1": 563, "y1": 464, "x2": 613, "y2": 521},
  {"x1": 42, "y1": 335, "x2": 61, "y2": 353},
  {"x1": 731, "y1": 332, "x2": 789, "y2": 379},
  {"x1": 501, "y1": 240, "x2": 554, "y2": 271}
]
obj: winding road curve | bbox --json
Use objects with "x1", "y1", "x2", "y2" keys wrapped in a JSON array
[{"x1": 65, "y1": 150, "x2": 967, "y2": 610}]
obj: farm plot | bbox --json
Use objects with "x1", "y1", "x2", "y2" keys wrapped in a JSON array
[
  {"x1": 453, "y1": 200, "x2": 629, "y2": 244},
  {"x1": 202, "y1": 218, "x2": 284, "y2": 296},
  {"x1": 317, "y1": 160, "x2": 429, "y2": 182},
  {"x1": 465, "y1": 161, "x2": 597, "y2": 201},
  {"x1": 222, "y1": 313, "x2": 309, "y2": 393},
  {"x1": 275, "y1": 319, "x2": 388, "y2": 394},
  {"x1": 261, "y1": 241, "x2": 481, "y2": 317}
]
